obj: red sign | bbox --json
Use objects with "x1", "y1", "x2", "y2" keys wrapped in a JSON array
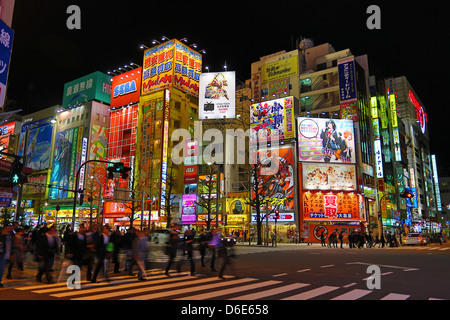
[
  {"x1": 408, "y1": 89, "x2": 427, "y2": 133},
  {"x1": 184, "y1": 165, "x2": 198, "y2": 184},
  {"x1": 110, "y1": 67, "x2": 142, "y2": 108},
  {"x1": 104, "y1": 201, "x2": 132, "y2": 216}
]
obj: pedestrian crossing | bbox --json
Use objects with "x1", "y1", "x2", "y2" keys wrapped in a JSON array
[{"x1": 12, "y1": 268, "x2": 447, "y2": 300}]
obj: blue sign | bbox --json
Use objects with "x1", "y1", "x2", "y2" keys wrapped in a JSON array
[
  {"x1": 338, "y1": 58, "x2": 357, "y2": 103},
  {"x1": 0, "y1": 18, "x2": 14, "y2": 107}
]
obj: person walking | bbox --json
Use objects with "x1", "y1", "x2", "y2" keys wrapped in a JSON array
[
  {"x1": 209, "y1": 229, "x2": 221, "y2": 272},
  {"x1": 91, "y1": 225, "x2": 111, "y2": 283},
  {"x1": 36, "y1": 225, "x2": 60, "y2": 284},
  {"x1": 198, "y1": 230, "x2": 209, "y2": 267},
  {"x1": 0, "y1": 225, "x2": 13, "y2": 288},
  {"x1": 339, "y1": 230, "x2": 344, "y2": 249},
  {"x1": 181, "y1": 228, "x2": 196, "y2": 276},
  {"x1": 165, "y1": 227, "x2": 180, "y2": 276},
  {"x1": 131, "y1": 229, "x2": 149, "y2": 280},
  {"x1": 218, "y1": 237, "x2": 236, "y2": 279},
  {"x1": 7, "y1": 227, "x2": 25, "y2": 279},
  {"x1": 320, "y1": 231, "x2": 326, "y2": 247},
  {"x1": 110, "y1": 226, "x2": 122, "y2": 273}
]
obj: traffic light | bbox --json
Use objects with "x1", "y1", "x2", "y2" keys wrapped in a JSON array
[
  {"x1": 9, "y1": 159, "x2": 24, "y2": 186},
  {"x1": 275, "y1": 209, "x2": 280, "y2": 220},
  {"x1": 121, "y1": 166, "x2": 131, "y2": 179},
  {"x1": 378, "y1": 212, "x2": 382, "y2": 221},
  {"x1": 399, "y1": 190, "x2": 414, "y2": 199},
  {"x1": 107, "y1": 162, "x2": 131, "y2": 179}
]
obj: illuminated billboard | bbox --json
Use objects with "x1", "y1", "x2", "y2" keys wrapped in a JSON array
[
  {"x1": 297, "y1": 117, "x2": 355, "y2": 163},
  {"x1": 250, "y1": 96, "x2": 295, "y2": 144},
  {"x1": 261, "y1": 56, "x2": 298, "y2": 83},
  {"x1": 111, "y1": 67, "x2": 142, "y2": 108},
  {"x1": 198, "y1": 72, "x2": 236, "y2": 119},
  {"x1": 302, "y1": 163, "x2": 357, "y2": 191},
  {"x1": 62, "y1": 71, "x2": 112, "y2": 108},
  {"x1": 182, "y1": 194, "x2": 197, "y2": 224},
  {"x1": 142, "y1": 39, "x2": 202, "y2": 97},
  {"x1": 251, "y1": 146, "x2": 295, "y2": 212},
  {"x1": 302, "y1": 191, "x2": 361, "y2": 222},
  {"x1": 338, "y1": 57, "x2": 357, "y2": 103}
]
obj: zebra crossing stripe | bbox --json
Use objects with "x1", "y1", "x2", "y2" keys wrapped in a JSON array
[
  {"x1": 281, "y1": 286, "x2": 340, "y2": 300},
  {"x1": 228, "y1": 283, "x2": 310, "y2": 300},
  {"x1": 121, "y1": 278, "x2": 258, "y2": 300},
  {"x1": 381, "y1": 293, "x2": 410, "y2": 300},
  {"x1": 331, "y1": 289, "x2": 372, "y2": 300},
  {"x1": 177, "y1": 280, "x2": 283, "y2": 300}
]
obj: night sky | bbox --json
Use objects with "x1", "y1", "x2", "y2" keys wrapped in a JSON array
[{"x1": 6, "y1": 1, "x2": 450, "y2": 174}]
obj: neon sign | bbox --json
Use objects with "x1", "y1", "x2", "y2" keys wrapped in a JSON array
[{"x1": 408, "y1": 89, "x2": 428, "y2": 134}]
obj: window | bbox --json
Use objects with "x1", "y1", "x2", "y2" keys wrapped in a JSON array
[{"x1": 76, "y1": 115, "x2": 79, "y2": 121}]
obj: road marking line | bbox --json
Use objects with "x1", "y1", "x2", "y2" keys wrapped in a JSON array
[
  {"x1": 381, "y1": 293, "x2": 410, "y2": 300},
  {"x1": 273, "y1": 273, "x2": 288, "y2": 277},
  {"x1": 320, "y1": 265, "x2": 335, "y2": 268},
  {"x1": 438, "y1": 248, "x2": 449, "y2": 251},
  {"x1": 297, "y1": 269, "x2": 311, "y2": 273},
  {"x1": 429, "y1": 298, "x2": 446, "y2": 300},
  {"x1": 347, "y1": 262, "x2": 419, "y2": 272},
  {"x1": 120, "y1": 278, "x2": 258, "y2": 300},
  {"x1": 229, "y1": 283, "x2": 310, "y2": 300},
  {"x1": 343, "y1": 283, "x2": 357, "y2": 288},
  {"x1": 281, "y1": 286, "x2": 339, "y2": 300},
  {"x1": 428, "y1": 247, "x2": 439, "y2": 251},
  {"x1": 177, "y1": 280, "x2": 282, "y2": 300},
  {"x1": 331, "y1": 289, "x2": 372, "y2": 300}
]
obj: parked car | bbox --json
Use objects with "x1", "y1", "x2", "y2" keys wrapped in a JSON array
[
  {"x1": 151, "y1": 229, "x2": 171, "y2": 244},
  {"x1": 402, "y1": 233, "x2": 427, "y2": 246}
]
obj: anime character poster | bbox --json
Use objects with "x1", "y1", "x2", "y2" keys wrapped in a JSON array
[
  {"x1": 50, "y1": 130, "x2": 73, "y2": 199},
  {"x1": 297, "y1": 117, "x2": 356, "y2": 164},
  {"x1": 252, "y1": 146, "x2": 295, "y2": 211},
  {"x1": 250, "y1": 96, "x2": 295, "y2": 144},
  {"x1": 198, "y1": 72, "x2": 236, "y2": 119}
]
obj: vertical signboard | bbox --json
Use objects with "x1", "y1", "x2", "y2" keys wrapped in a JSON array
[
  {"x1": 338, "y1": 57, "x2": 357, "y2": 103},
  {"x1": 182, "y1": 194, "x2": 197, "y2": 224},
  {"x1": 0, "y1": 18, "x2": 13, "y2": 109}
]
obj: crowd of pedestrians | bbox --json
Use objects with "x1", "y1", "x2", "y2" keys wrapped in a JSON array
[
  {"x1": 319, "y1": 230, "x2": 401, "y2": 249},
  {"x1": 0, "y1": 222, "x2": 237, "y2": 287}
]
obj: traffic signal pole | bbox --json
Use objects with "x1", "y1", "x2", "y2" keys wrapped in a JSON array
[{"x1": 71, "y1": 159, "x2": 115, "y2": 229}]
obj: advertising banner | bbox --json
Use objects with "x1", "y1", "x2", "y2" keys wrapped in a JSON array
[
  {"x1": 0, "y1": 121, "x2": 15, "y2": 158},
  {"x1": 50, "y1": 127, "x2": 84, "y2": 199},
  {"x1": 250, "y1": 96, "x2": 295, "y2": 144},
  {"x1": 19, "y1": 120, "x2": 54, "y2": 171},
  {"x1": 62, "y1": 71, "x2": 112, "y2": 108},
  {"x1": 198, "y1": 71, "x2": 236, "y2": 119},
  {"x1": 182, "y1": 194, "x2": 197, "y2": 224},
  {"x1": 142, "y1": 39, "x2": 202, "y2": 97},
  {"x1": 261, "y1": 56, "x2": 298, "y2": 83},
  {"x1": 111, "y1": 67, "x2": 142, "y2": 108},
  {"x1": 0, "y1": 18, "x2": 14, "y2": 109},
  {"x1": 268, "y1": 78, "x2": 289, "y2": 96},
  {"x1": 338, "y1": 57, "x2": 357, "y2": 103},
  {"x1": 184, "y1": 165, "x2": 197, "y2": 184},
  {"x1": 302, "y1": 163, "x2": 357, "y2": 191},
  {"x1": 302, "y1": 191, "x2": 360, "y2": 221},
  {"x1": 297, "y1": 117, "x2": 355, "y2": 163},
  {"x1": 340, "y1": 100, "x2": 358, "y2": 122},
  {"x1": 251, "y1": 146, "x2": 295, "y2": 212}
]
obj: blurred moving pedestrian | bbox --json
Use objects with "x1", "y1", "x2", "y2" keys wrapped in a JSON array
[
  {"x1": 165, "y1": 227, "x2": 180, "y2": 276},
  {"x1": 218, "y1": 237, "x2": 236, "y2": 279},
  {"x1": 7, "y1": 227, "x2": 25, "y2": 279},
  {"x1": 36, "y1": 225, "x2": 60, "y2": 284},
  {"x1": 91, "y1": 225, "x2": 111, "y2": 283},
  {"x1": 122, "y1": 227, "x2": 136, "y2": 272},
  {"x1": 339, "y1": 230, "x2": 344, "y2": 249},
  {"x1": 209, "y1": 229, "x2": 221, "y2": 272},
  {"x1": 182, "y1": 228, "x2": 196, "y2": 276},
  {"x1": 0, "y1": 225, "x2": 13, "y2": 288},
  {"x1": 198, "y1": 230, "x2": 209, "y2": 267},
  {"x1": 131, "y1": 229, "x2": 149, "y2": 280},
  {"x1": 110, "y1": 226, "x2": 122, "y2": 273}
]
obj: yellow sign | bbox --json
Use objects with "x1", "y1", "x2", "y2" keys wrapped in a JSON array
[
  {"x1": 389, "y1": 94, "x2": 398, "y2": 128},
  {"x1": 261, "y1": 56, "x2": 298, "y2": 83},
  {"x1": 142, "y1": 39, "x2": 202, "y2": 97}
]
